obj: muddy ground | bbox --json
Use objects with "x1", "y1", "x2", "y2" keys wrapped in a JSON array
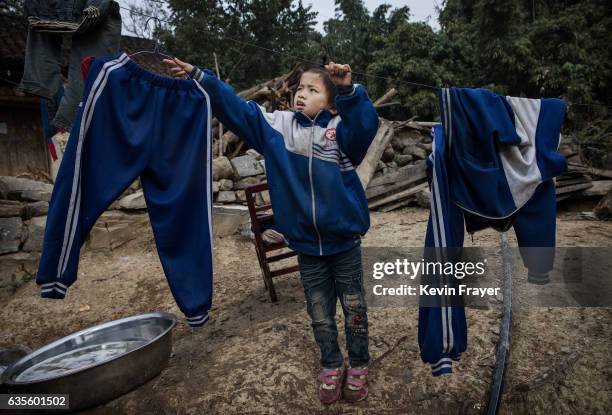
[{"x1": 0, "y1": 207, "x2": 610, "y2": 414}]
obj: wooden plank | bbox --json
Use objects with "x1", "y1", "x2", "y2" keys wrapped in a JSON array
[
  {"x1": 556, "y1": 193, "x2": 573, "y2": 202},
  {"x1": 255, "y1": 204, "x2": 272, "y2": 212},
  {"x1": 567, "y1": 165, "x2": 587, "y2": 173},
  {"x1": 238, "y1": 73, "x2": 289, "y2": 99},
  {"x1": 557, "y1": 172, "x2": 589, "y2": 180},
  {"x1": 586, "y1": 167, "x2": 612, "y2": 179},
  {"x1": 555, "y1": 176, "x2": 592, "y2": 187},
  {"x1": 555, "y1": 182, "x2": 593, "y2": 195},
  {"x1": 268, "y1": 251, "x2": 297, "y2": 263},
  {"x1": 411, "y1": 121, "x2": 437, "y2": 128},
  {"x1": 379, "y1": 197, "x2": 415, "y2": 212},
  {"x1": 373, "y1": 88, "x2": 397, "y2": 108},
  {"x1": 264, "y1": 242, "x2": 288, "y2": 252},
  {"x1": 367, "y1": 176, "x2": 427, "y2": 199},
  {"x1": 567, "y1": 162, "x2": 612, "y2": 179},
  {"x1": 356, "y1": 119, "x2": 394, "y2": 189},
  {"x1": 368, "y1": 182, "x2": 428, "y2": 209},
  {"x1": 580, "y1": 180, "x2": 612, "y2": 197},
  {"x1": 368, "y1": 161, "x2": 426, "y2": 188},
  {"x1": 270, "y1": 265, "x2": 299, "y2": 277}
]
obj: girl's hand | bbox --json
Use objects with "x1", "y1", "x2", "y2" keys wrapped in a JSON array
[
  {"x1": 162, "y1": 58, "x2": 194, "y2": 79},
  {"x1": 324, "y1": 62, "x2": 352, "y2": 85}
]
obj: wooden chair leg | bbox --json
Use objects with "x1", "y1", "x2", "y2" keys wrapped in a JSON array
[
  {"x1": 262, "y1": 273, "x2": 269, "y2": 290},
  {"x1": 263, "y1": 266, "x2": 278, "y2": 302},
  {"x1": 268, "y1": 279, "x2": 278, "y2": 303},
  {"x1": 256, "y1": 251, "x2": 269, "y2": 289}
]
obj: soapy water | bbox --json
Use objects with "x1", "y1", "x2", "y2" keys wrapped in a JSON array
[{"x1": 15, "y1": 340, "x2": 147, "y2": 382}]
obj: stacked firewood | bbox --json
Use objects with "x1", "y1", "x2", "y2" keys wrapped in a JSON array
[
  {"x1": 207, "y1": 70, "x2": 611, "y2": 217},
  {"x1": 556, "y1": 138, "x2": 612, "y2": 202},
  {"x1": 210, "y1": 67, "x2": 400, "y2": 160},
  {"x1": 210, "y1": 66, "x2": 303, "y2": 159},
  {"x1": 207, "y1": 68, "x2": 403, "y2": 206},
  {"x1": 365, "y1": 121, "x2": 433, "y2": 212},
  {"x1": 365, "y1": 126, "x2": 612, "y2": 212}
]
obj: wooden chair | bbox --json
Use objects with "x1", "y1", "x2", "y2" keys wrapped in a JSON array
[{"x1": 245, "y1": 182, "x2": 299, "y2": 302}]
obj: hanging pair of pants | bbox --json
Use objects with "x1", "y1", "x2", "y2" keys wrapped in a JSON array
[
  {"x1": 37, "y1": 53, "x2": 214, "y2": 327},
  {"x1": 297, "y1": 245, "x2": 370, "y2": 369},
  {"x1": 420, "y1": 125, "x2": 559, "y2": 376},
  {"x1": 18, "y1": 2, "x2": 121, "y2": 130}
]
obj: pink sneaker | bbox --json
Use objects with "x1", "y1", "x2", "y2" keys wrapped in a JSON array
[
  {"x1": 318, "y1": 367, "x2": 345, "y2": 404},
  {"x1": 343, "y1": 366, "x2": 369, "y2": 402}
]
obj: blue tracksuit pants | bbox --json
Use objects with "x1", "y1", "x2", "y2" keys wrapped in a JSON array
[
  {"x1": 36, "y1": 53, "x2": 214, "y2": 327},
  {"x1": 420, "y1": 124, "x2": 560, "y2": 376}
]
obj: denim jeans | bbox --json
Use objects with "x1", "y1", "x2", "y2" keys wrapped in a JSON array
[
  {"x1": 297, "y1": 245, "x2": 370, "y2": 369},
  {"x1": 18, "y1": 2, "x2": 121, "y2": 130}
]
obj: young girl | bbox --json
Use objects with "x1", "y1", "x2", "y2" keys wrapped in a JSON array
[{"x1": 163, "y1": 58, "x2": 379, "y2": 404}]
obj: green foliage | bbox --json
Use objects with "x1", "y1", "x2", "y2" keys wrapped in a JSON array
[
  {"x1": 1, "y1": 0, "x2": 24, "y2": 14},
  {"x1": 133, "y1": 0, "x2": 320, "y2": 89},
  {"x1": 438, "y1": 0, "x2": 611, "y2": 125},
  {"x1": 130, "y1": 0, "x2": 610, "y2": 125}
]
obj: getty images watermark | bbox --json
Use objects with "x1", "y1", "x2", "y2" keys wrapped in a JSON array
[
  {"x1": 361, "y1": 247, "x2": 612, "y2": 308},
  {"x1": 371, "y1": 258, "x2": 499, "y2": 298}
]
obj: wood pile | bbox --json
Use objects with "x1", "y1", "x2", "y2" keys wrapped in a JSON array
[
  {"x1": 556, "y1": 139, "x2": 612, "y2": 202},
  {"x1": 211, "y1": 67, "x2": 400, "y2": 160},
  {"x1": 209, "y1": 66, "x2": 301, "y2": 159},
  {"x1": 365, "y1": 126, "x2": 612, "y2": 212},
  {"x1": 207, "y1": 70, "x2": 610, "y2": 218},
  {"x1": 364, "y1": 121, "x2": 433, "y2": 212},
  {"x1": 208, "y1": 67, "x2": 405, "y2": 206}
]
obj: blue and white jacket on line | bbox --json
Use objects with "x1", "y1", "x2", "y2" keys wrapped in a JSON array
[
  {"x1": 419, "y1": 87, "x2": 567, "y2": 377},
  {"x1": 439, "y1": 87, "x2": 566, "y2": 219},
  {"x1": 190, "y1": 67, "x2": 380, "y2": 256}
]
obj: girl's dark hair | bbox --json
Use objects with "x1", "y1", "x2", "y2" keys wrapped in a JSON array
[{"x1": 298, "y1": 65, "x2": 337, "y2": 104}]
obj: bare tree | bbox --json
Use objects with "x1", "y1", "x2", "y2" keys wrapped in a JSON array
[{"x1": 123, "y1": 0, "x2": 173, "y2": 39}]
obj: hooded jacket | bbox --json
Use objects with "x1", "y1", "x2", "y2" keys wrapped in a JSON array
[{"x1": 191, "y1": 67, "x2": 379, "y2": 256}]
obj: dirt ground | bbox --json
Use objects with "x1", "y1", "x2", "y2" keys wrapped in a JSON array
[{"x1": 0, "y1": 207, "x2": 610, "y2": 414}]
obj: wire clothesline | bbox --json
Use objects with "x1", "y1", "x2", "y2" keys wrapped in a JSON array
[
  {"x1": 0, "y1": 4, "x2": 609, "y2": 110},
  {"x1": 117, "y1": 4, "x2": 612, "y2": 109},
  {"x1": 120, "y1": 5, "x2": 439, "y2": 90}
]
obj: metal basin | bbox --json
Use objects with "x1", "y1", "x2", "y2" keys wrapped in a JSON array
[
  {"x1": 1, "y1": 312, "x2": 176, "y2": 412},
  {"x1": 0, "y1": 345, "x2": 31, "y2": 379}
]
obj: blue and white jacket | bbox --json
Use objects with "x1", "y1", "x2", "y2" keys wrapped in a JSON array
[
  {"x1": 419, "y1": 87, "x2": 567, "y2": 376},
  {"x1": 439, "y1": 87, "x2": 567, "y2": 219},
  {"x1": 191, "y1": 67, "x2": 379, "y2": 256}
]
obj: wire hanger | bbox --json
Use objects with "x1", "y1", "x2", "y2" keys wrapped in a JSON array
[
  {"x1": 129, "y1": 16, "x2": 192, "y2": 79},
  {"x1": 129, "y1": 16, "x2": 173, "y2": 59}
]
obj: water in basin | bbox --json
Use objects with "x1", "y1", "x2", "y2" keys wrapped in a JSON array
[{"x1": 15, "y1": 340, "x2": 147, "y2": 382}]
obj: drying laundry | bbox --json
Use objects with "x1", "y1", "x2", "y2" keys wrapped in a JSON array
[
  {"x1": 19, "y1": 1, "x2": 121, "y2": 131},
  {"x1": 36, "y1": 53, "x2": 214, "y2": 327},
  {"x1": 419, "y1": 87, "x2": 567, "y2": 375}
]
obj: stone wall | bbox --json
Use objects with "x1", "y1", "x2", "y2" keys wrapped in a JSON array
[
  {"x1": 0, "y1": 177, "x2": 51, "y2": 298},
  {"x1": 0, "y1": 174, "x2": 253, "y2": 300},
  {"x1": 0, "y1": 176, "x2": 151, "y2": 299},
  {"x1": 212, "y1": 150, "x2": 270, "y2": 206}
]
